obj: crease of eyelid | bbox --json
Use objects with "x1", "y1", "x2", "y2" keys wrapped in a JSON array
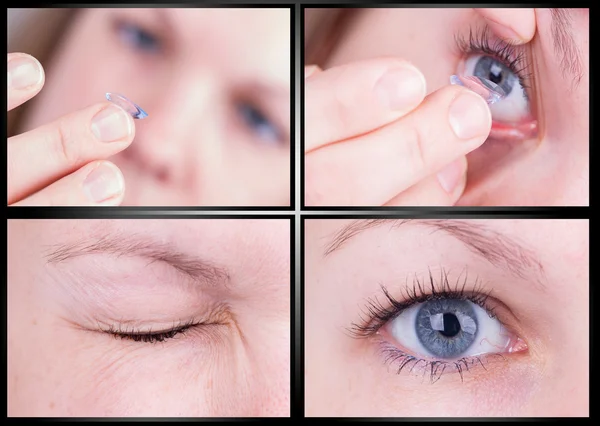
[{"x1": 42, "y1": 235, "x2": 231, "y2": 289}]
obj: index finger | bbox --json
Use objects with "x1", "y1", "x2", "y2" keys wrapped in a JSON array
[
  {"x1": 474, "y1": 8, "x2": 537, "y2": 44},
  {"x1": 304, "y1": 57, "x2": 427, "y2": 152},
  {"x1": 8, "y1": 102, "x2": 136, "y2": 204}
]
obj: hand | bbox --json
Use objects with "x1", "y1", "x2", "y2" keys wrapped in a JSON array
[
  {"x1": 8, "y1": 53, "x2": 135, "y2": 206},
  {"x1": 304, "y1": 57, "x2": 492, "y2": 206}
]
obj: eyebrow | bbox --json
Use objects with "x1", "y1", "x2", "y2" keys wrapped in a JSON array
[
  {"x1": 324, "y1": 219, "x2": 546, "y2": 289},
  {"x1": 45, "y1": 233, "x2": 230, "y2": 287},
  {"x1": 550, "y1": 8, "x2": 584, "y2": 87}
]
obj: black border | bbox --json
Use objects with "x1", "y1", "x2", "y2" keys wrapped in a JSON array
[
  {"x1": 6, "y1": 3, "x2": 295, "y2": 211},
  {"x1": 300, "y1": 3, "x2": 592, "y2": 210},
  {"x1": 300, "y1": 214, "x2": 592, "y2": 420}
]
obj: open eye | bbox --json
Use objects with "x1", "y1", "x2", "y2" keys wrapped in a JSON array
[
  {"x1": 463, "y1": 54, "x2": 530, "y2": 123},
  {"x1": 383, "y1": 298, "x2": 521, "y2": 360},
  {"x1": 115, "y1": 22, "x2": 162, "y2": 54},
  {"x1": 236, "y1": 102, "x2": 283, "y2": 146}
]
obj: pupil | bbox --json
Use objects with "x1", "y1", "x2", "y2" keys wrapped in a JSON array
[
  {"x1": 489, "y1": 70, "x2": 503, "y2": 85},
  {"x1": 439, "y1": 313, "x2": 461, "y2": 337}
]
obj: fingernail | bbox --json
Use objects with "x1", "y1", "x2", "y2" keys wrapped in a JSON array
[
  {"x1": 437, "y1": 159, "x2": 466, "y2": 195},
  {"x1": 8, "y1": 56, "x2": 43, "y2": 90},
  {"x1": 448, "y1": 92, "x2": 492, "y2": 140},
  {"x1": 91, "y1": 105, "x2": 133, "y2": 142},
  {"x1": 83, "y1": 163, "x2": 124, "y2": 203},
  {"x1": 486, "y1": 20, "x2": 525, "y2": 44},
  {"x1": 305, "y1": 65, "x2": 321, "y2": 79},
  {"x1": 374, "y1": 66, "x2": 426, "y2": 111}
]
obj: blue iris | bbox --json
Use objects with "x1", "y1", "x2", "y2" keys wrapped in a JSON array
[
  {"x1": 473, "y1": 56, "x2": 518, "y2": 97},
  {"x1": 415, "y1": 299, "x2": 479, "y2": 359},
  {"x1": 237, "y1": 103, "x2": 280, "y2": 145},
  {"x1": 117, "y1": 23, "x2": 161, "y2": 53}
]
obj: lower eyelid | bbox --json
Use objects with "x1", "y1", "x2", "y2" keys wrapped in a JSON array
[{"x1": 375, "y1": 338, "x2": 522, "y2": 383}]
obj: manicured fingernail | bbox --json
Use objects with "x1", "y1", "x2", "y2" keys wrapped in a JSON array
[
  {"x1": 8, "y1": 56, "x2": 43, "y2": 90},
  {"x1": 437, "y1": 159, "x2": 466, "y2": 195},
  {"x1": 448, "y1": 91, "x2": 492, "y2": 140},
  {"x1": 91, "y1": 105, "x2": 133, "y2": 142},
  {"x1": 374, "y1": 66, "x2": 426, "y2": 111},
  {"x1": 83, "y1": 163, "x2": 124, "y2": 203}
]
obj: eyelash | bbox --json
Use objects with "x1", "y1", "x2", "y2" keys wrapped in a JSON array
[
  {"x1": 105, "y1": 319, "x2": 198, "y2": 343},
  {"x1": 455, "y1": 26, "x2": 532, "y2": 90},
  {"x1": 349, "y1": 269, "x2": 506, "y2": 383}
]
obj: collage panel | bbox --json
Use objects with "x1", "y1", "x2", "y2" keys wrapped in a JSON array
[
  {"x1": 304, "y1": 218, "x2": 589, "y2": 416},
  {"x1": 303, "y1": 8, "x2": 589, "y2": 207},
  {"x1": 7, "y1": 6, "x2": 293, "y2": 208},
  {"x1": 7, "y1": 218, "x2": 291, "y2": 417},
  {"x1": 5, "y1": 3, "x2": 591, "y2": 421}
]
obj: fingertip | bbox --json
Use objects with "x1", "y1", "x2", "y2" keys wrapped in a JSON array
[
  {"x1": 90, "y1": 102, "x2": 136, "y2": 145},
  {"x1": 448, "y1": 87, "x2": 492, "y2": 142},
  {"x1": 437, "y1": 157, "x2": 468, "y2": 201},
  {"x1": 7, "y1": 53, "x2": 45, "y2": 110},
  {"x1": 81, "y1": 160, "x2": 126, "y2": 206},
  {"x1": 373, "y1": 63, "x2": 427, "y2": 113},
  {"x1": 305, "y1": 65, "x2": 322, "y2": 78},
  {"x1": 475, "y1": 8, "x2": 536, "y2": 44}
]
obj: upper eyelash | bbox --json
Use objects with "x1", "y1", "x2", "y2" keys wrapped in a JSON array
[
  {"x1": 454, "y1": 25, "x2": 532, "y2": 89},
  {"x1": 348, "y1": 268, "x2": 495, "y2": 339},
  {"x1": 105, "y1": 319, "x2": 198, "y2": 343}
]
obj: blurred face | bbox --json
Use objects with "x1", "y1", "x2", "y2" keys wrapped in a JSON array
[
  {"x1": 304, "y1": 219, "x2": 589, "y2": 416},
  {"x1": 21, "y1": 8, "x2": 291, "y2": 206},
  {"x1": 8, "y1": 219, "x2": 290, "y2": 416},
  {"x1": 320, "y1": 8, "x2": 589, "y2": 206}
]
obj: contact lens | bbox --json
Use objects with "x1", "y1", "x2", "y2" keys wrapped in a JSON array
[
  {"x1": 105, "y1": 93, "x2": 148, "y2": 119},
  {"x1": 450, "y1": 75, "x2": 507, "y2": 105}
]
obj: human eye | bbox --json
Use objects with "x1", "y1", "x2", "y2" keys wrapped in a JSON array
[
  {"x1": 236, "y1": 101, "x2": 283, "y2": 146},
  {"x1": 100, "y1": 319, "x2": 201, "y2": 344},
  {"x1": 349, "y1": 270, "x2": 527, "y2": 383},
  {"x1": 114, "y1": 19, "x2": 162, "y2": 54},
  {"x1": 455, "y1": 26, "x2": 538, "y2": 142}
]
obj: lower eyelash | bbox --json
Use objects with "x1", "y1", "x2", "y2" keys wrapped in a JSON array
[
  {"x1": 105, "y1": 319, "x2": 198, "y2": 343},
  {"x1": 377, "y1": 340, "x2": 507, "y2": 384}
]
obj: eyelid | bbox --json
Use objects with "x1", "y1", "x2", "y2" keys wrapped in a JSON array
[{"x1": 110, "y1": 15, "x2": 169, "y2": 55}]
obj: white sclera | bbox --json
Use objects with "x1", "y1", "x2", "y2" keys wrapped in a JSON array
[
  {"x1": 388, "y1": 301, "x2": 513, "y2": 360},
  {"x1": 106, "y1": 93, "x2": 148, "y2": 119},
  {"x1": 450, "y1": 75, "x2": 507, "y2": 105}
]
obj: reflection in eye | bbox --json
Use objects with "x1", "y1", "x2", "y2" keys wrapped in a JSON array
[
  {"x1": 386, "y1": 298, "x2": 516, "y2": 359},
  {"x1": 236, "y1": 102, "x2": 282, "y2": 146},
  {"x1": 115, "y1": 21, "x2": 161, "y2": 54},
  {"x1": 463, "y1": 54, "x2": 530, "y2": 123},
  {"x1": 349, "y1": 270, "x2": 528, "y2": 382}
]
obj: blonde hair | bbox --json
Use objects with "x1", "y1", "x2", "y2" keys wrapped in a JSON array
[{"x1": 8, "y1": 8, "x2": 76, "y2": 135}]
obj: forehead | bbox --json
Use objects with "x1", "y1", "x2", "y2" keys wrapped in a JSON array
[{"x1": 155, "y1": 8, "x2": 290, "y2": 83}]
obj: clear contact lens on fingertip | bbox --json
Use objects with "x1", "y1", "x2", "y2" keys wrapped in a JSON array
[
  {"x1": 105, "y1": 93, "x2": 148, "y2": 119},
  {"x1": 450, "y1": 75, "x2": 507, "y2": 105}
]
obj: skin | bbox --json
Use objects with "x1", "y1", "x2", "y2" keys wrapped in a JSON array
[
  {"x1": 304, "y1": 8, "x2": 589, "y2": 206},
  {"x1": 8, "y1": 8, "x2": 290, "y2": 206},
  {"x1": 8, "y1": 219, "x2": 290, "y2": 416},
  {"x1": 304, "y1": 219, "x2": 589, "y2": 416}
]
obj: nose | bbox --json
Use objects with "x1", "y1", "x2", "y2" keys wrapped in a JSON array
[{"x1": 122, "y1": 70, "x2": 221, "y2": 185}]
